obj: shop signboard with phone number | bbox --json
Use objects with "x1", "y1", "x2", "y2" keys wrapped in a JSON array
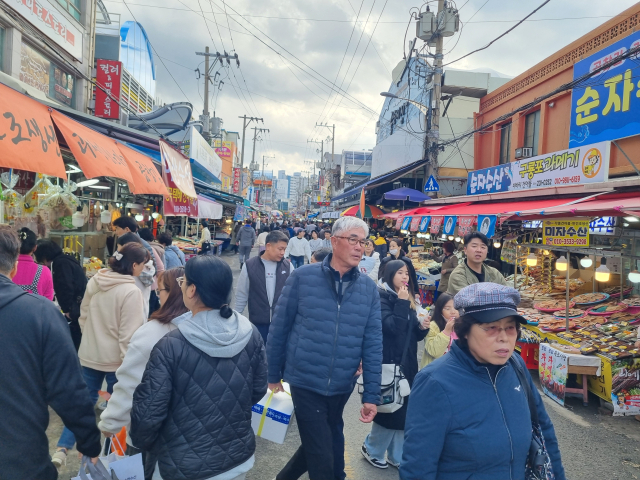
[{"x1": 542, "y1": 219, "x2": 590, "y2": 247}]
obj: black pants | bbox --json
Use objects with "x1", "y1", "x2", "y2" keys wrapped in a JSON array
[{"x1": 276, "y1": 386, "x2": 351, "y2": 480}]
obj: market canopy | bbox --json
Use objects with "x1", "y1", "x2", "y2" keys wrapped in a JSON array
[
  {"x1": 341, "y1": 204, "x2": 384, "y2": 219},
  {"x1": 509, "y1": 193, "x2": 640, "y2": 219},
  {"x1": 383, "y1": 187, "x2": 431, "y2": 202},
  {"x1": 117, "y1": 143, "x2": 167, "y2": 195},
  {"x1": 197, "y1": 195, "x2": 223, "y2": 219}
]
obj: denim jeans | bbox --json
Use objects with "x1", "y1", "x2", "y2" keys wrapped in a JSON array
[
  {"x1": 57, "y1": 366, "x2": 117, "y2": 449},
  {"x1": 363, "y1": 422, "x2": 404, "y2": 466},
  {"x1": 238, "y1": 245, "x2": 252, "y2": 264},
  {"x1": 290, "y1": 255, "x2": 304, "y2": 269}
]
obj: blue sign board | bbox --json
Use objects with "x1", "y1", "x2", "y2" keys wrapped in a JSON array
[
  {"x1": 419, "y1": 216, "x2": 431, "y2": 233},
  {"x1": 443, "y1": 216, "x2": 457, "y2": 235},
  {"x1": 570, "y1": 30, "x2": 640, "y2": 147},
  {"x1": 467, "y1": 164, "x2": 512, "y2": 195},
  {"x1": 477, "y1": 215, "x2": 497, "y2": 238},
  {"x1": 424, "y1": 175, "x2": 440, "y2": 192},
  {"x1": 401, "y1": 217, "x2": 412, "y2": 230}
]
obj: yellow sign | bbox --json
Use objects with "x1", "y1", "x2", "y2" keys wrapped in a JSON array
[{"x1": 543, "y1": 219, "x2": 590, "y2": 247}]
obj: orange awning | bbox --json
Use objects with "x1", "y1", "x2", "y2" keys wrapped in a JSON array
[
  {"x1": 160, "y1": 140, "x2": 196, "y2": 198},
  {"x1": 0, "y1": 83, "x2": 66, "y2": 178},
  {"x1": 117, "y1": 143, "x2": 167, "y2": 195},
  {"x1": 51, "y1": 110, "x2": 135, "y2": 185}
]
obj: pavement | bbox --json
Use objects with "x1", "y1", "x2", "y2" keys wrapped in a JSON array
[{"x1": 46, "y1": 248, "x2": 640, "y2": 480}]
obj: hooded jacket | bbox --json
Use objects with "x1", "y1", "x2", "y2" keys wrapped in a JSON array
[
  {"x1": 0, "y1": 275, "x2": 101, "y2": 480},
  {"x1": 78, "y1": 269, "x2": 146, "y2": 372},
  {"x1": 237, "y1": 224, "x2": 257, "y2": 247},
  {"x1": 400, "y1": 341, "x2": 565, "y2": 480},
  {"x1": 131, "y1": 309, "x2": 268, "y2": 480},
  {"x1": 50, "y1": 252, "x2": 87, "y2": 320},
  {"x1": 164, "y1": 244, "x2": 186, "y2": 269}
]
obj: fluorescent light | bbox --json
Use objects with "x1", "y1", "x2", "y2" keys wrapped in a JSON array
[
  {"x1": 134, "y1": 214, "x2": 144, "y2": 221},
  {"x1": 65, "y1": 164, "x2": 82, "y2": 173},
  {"x1": 629, "y1": 270, "x2": 640, "y2": 283},
  {"x1": 580, "y1": 257, "x2": 593, "y2": 268},
  {"x1": 76, "y1": 179, "x2": 99, "y2": 187},
  {"x1": 556, "y1": 256, "x2": 567, "y2": 271},
  {"x1": 526, "y1": 253, "x2": 538, "y2": 267},
  {"x1": 87, "y1": 185, "x2": 110, "y2": 190},
  {"x1": 624, "y1": 217, "x2": 639, "y2": 222}
]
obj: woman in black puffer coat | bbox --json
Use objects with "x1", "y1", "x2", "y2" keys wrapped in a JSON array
[
  {"x1": 361, "y1": 260, "x2": 429, "y2": 470},
  {"x1": 131, "y1": 256, "x2": 268, "y2": 480}
]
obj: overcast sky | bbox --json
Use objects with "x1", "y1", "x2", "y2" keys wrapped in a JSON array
[{"x1": 103, "y1": 0, "x2": 639, "y2": 175}]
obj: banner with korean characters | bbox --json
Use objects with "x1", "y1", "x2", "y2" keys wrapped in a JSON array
[
  {"x1": 233, "y1": 167, "x2": 241, "y2": 194},
  {"x1": 95, "y1": 60, "x2": 122, "y2": 119},
  {"x1": 401, "y1": 216, "x2": 412, "y2": 230},
  {"x1": 163, "y1": 169, "x2": 198, "y2": 217},
  {"x1": 543, "y1": 219, "x2": 590, "y2": 247},
  {"x1": 410, "y1": 216, "x2": 421, "y2": 232},
  {"x1": 539, "y1": 343, "x2": 568, "y2": 407},
  {"x1": 419, "y1": 216, "x2": 430, "y2": 233},
  {"x1": 430, "y1": 216, "x2": 443, "y2": 235},
  {"x1": 457, "y1": 216, "x2": 475, "y2": 236},
  {"x1": 610, "y1": 358, "x2": 640, "y2": 416},
  {"x1": 395, "y1": 217, "x2": 403, "y2": 230}
]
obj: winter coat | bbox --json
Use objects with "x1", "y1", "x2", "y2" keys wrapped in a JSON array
[
  {"x1": 130, "y1": 310, "x2": 268, "y2": 480},
  {"x1": 374, "y1": 285, "x2": 428, "y2": 430},
  {"x1": 12, "y1": 254, "x2": 54, "y2": 300},
  {"x1": 164, "y1": 245, "x2": 185, "y2": 269},
  {"x1": 285, "y1": 236, "x2": 312, "y2": 262},
  {"x1": 437, "y1": 253, "x2": 459, "y2": 293},
  {"x1": 50, "y1": 253, "x2": 87, "y2": 321},
  {"x1": 359, "y1": 252, "x2": 380, "y2": 282},
  {"x1": 419, "y1": 321, "x2": 453, "y2": 369},
  {"x1": 0, "y1": 275, "x2": 100, "y2": 480},
  {"x1": 267, "y1": 254, "x2": 383, "y2": 404},
  {"x1": 78, "y1": 269, "x2": 146, "y2": 372},
  {"x1": 374, "y1": 237, "x2": 388, "y2": 257},
  {"x1": 237, "y1": 225, "x2": 257, "y2": 247},
  {"x1": 447, "y1": 260, "x2": 507, "y2": 295},
  {"x1": 400, "y1": 341, "x2": 566, "y2": 480},
  {"x1": 379, "y1": 253, "x2": 419, "y2": 291}
]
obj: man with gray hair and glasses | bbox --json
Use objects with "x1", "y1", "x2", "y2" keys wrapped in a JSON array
[
  {"x1": 267, "y1": 216, "x2": 383, "y2": 480},
  {"x1": 0, "y1": 226, "x2": 101, "y2": 479}
]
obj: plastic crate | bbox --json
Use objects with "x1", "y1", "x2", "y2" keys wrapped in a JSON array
[{"x1": 517, "y1": 341, "x2": 539, "y2": 370}]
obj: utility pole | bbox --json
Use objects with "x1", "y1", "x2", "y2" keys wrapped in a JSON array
[
  {"x1": 248, "y1": 127, "x2": 269, "y2": 200},
  {"x1": 261, "y1": 155, "x2": 274, "y2": 204},
  {"x1": 316, "y1": 122, "x2": 335, "y2": 201},
  {"x1": 428, "y1": 0, "x2": 445, "y2": 185},
  {"x1": 238, "y1": 115, "x2": 263, "y2": 195}
]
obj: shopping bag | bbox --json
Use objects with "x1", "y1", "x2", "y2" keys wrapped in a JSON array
[
  {"x1": 105, "y1": 435, "x2": 144, "y2": 480},
  {"x1": 72, "y1": 456, "x2": 117, "y2": 480}
]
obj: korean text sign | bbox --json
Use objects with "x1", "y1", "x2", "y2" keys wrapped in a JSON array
[
  {"x1": 539, "y1": 343, "x2": 568, "y2": 407},
  {"x1": 163, "y1": 169, "x2": 198, "y2": 217},
  {"x1": 543, "y1": 219, "x2": 590, "y2": 247},
  {"x1": 95, "y1": 60, "x2": 122, "y2": 120},
  {"x1": 570, "y1": 30, "x2": 640, "y2": 148},
  {"x1": 467, "y1": 142, "x2": 610, "y2": 195}
]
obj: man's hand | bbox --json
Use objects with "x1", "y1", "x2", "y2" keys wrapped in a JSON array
[
  {"x1": 269, "y1": 382, "x2": 285, "y2": 394},
  {"x1": 360, "y1": 403, "x2": 377, "y2": 423}
]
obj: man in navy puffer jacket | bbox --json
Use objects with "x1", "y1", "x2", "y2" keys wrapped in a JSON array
[{"x1": 268, "y1": 216, "x2": 383, "y2": 480}]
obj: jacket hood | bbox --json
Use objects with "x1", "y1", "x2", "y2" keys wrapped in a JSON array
[
  {"x1": 378, "y1": 281, "x2": 397, "y2": 296},
  {"x1": 178, "y1": 309, "x2": 253, "y2": 358},
  {"x1": 93, "y1": 269, "x2": 136, "y2": 291},
  {"x1": 0, "y1": 274, "x2": 28, "y2": 310},
  {"x1": 171, "y1": 311, "x2": 192, "y2": 326}
]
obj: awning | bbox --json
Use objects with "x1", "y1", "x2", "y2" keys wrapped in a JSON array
[
  {"x1": 332, "y1": 158, "x2": 428, "y2": 201},
  {"x1": 197, "y1": 195, "x2": 223, "y2": 219},
  {"x1": 508, "y1": 193, "x2": 640, "y2": 219},
  {"x1": 193, "y1": 178, "x2": 244, "y2": 207},
  {"x1": 384, "y1": 187, "x2": 431, "y2": 202},
  {"x1": 117, "y1": 143, "x2": 167, "y2": 195},
  {"x1": 383, "y1": 203, "x2": 471, "y2": 220}
]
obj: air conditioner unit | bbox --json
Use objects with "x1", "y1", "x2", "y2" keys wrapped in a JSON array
[{"x1": 515, "y1": 147, "x2": 533, "y2": 159}]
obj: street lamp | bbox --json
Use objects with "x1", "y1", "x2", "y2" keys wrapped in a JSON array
[{"x1": 380, "y1": 92, "x2": 429, "y2": 115}]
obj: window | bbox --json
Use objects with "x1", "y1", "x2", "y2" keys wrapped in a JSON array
[
  {"x1": 56, "y1": 0, "x2": 81, "y2": 22},
  {"x1": 499, "y1": 122, "x2": 512, "y2": 165},
  {"x1": 524, "y1": 110, "x2": 541, "y2": 156}
]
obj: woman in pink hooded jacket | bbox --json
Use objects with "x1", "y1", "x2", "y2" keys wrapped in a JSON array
[{"x1": 12, "y1": 228, "x2": 54, "y2": 301}]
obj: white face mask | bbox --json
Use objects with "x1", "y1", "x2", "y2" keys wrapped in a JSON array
[{"x1": 389, "y1": 249, "x2": 398, "y2": 255}]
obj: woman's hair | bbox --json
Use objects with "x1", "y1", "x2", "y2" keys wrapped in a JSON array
[
  {"x1": 431, "y1": 293, "x2": 454, "y2": 332},
  {"x1": 34, "y1": 239, "x2": 63, "y2": 263},
  {"x1": 109, "y1": 243, "x2": 150, "y2": 275},
  {"x1": 442, "y1": 241, "x2": 455, "y2": 254},
  {"x1": 365, "y1": 239, "x2": 375, "y2": 255},
  {"x1": 117, "y1": 232, "x2": 143, "y2": 247},
  {"x1": 137, "y1": 227, "x2": 155, "y2": 242},
  {"x1": 157, "y1": 232, "x2": 173, "y2": 246},
  {"x1": 149, "y1": 267, "x2": 188, "y2": 324},
  {"x1": 382, "y1": 259, "x2": 416, "y2": 310},
  {"x1": 454, "y1": 314, "x2": 521, "y2": 349},
  {"x1": 19, "y1": 228, "x2": 37, "y2": 255},
  {"x1": 311, "y1": 230, "x2": 318, "y2": 238},
  {"x1": 184, "y1": 256, "x2": 234, "y2": 318}
]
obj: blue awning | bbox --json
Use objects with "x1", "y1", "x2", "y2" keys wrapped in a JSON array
[
  {"x1": 190, "y1": 159, "x2": 222, "y2": 185},
  {"x1": 331, "y1": 158, "x2": 428, "y2": 202}
]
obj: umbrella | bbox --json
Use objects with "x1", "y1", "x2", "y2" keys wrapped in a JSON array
[
  {"x1": 271, "y1": 210, "x2": 283, "y2": 218},
  {"x1": 383, "y1": 187, "x2": 431, "y2": 203},
  {"x1": 341, "y1": 204, "x2": 385, "y2": 219}
]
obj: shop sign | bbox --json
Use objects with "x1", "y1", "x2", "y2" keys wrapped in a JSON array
[
  {"x1": 95, "y1": 60, "x2": 121, "y2": 119},
  {"x1": 214, "y1": 140, "x2": 236, "y2": 165},
  {"x1": 410, "y1": 216, "x2": 421, "y2": 232},
  {"x1": 3, "y1": 0, "x2": 84, "y2": 60},
  {"x1": 401, "y1": 216, "x2": 412, "y2": 230},
  {"x1": 53, "y1": 66, "x2": 74, "y2": 106},
  {"x1": 477, "y1": 215, "x2": 497, "y2": 238},
  {"x1": 232, "y1": 167, "x2": 240, "y2": 193},
  {"x1": 467, "y1": 142, "x2": 610, "y2": 195},
  {"x1": 234, "y1": 205, "x2": 246, "y2": 221},
  {"x1": 163, "y1": 169, "x2": 197, "y2": 217},
  {"x1": 570, "y1": 29, "x2": 640, "y2": 148},
  {"x1": 418, "y1": 216, "x2": 430, "y2": 233},
  {"x1": 590, "y1": 216, "x2": 619, "y2": 236},
  {"x1": 457, "y1": 216, "x2": 475, "y2": 236},
  {"x1": 542, "y1": 219, "x2": 590, "y2": 247},
  {"x1": 443, "y1": 216, "x2": 457, "y2": 236},
  {"x1": 430, "y1": 216, "x2": 443, "y2": 235},
  {"x1": 19, "y1": 42, "x2": 50, "y2": 94},
  {"x1": 189, "y1": 126, "x2": 222, "y2": 180},
  {"x1": 539, "y1": 343, "x2": 568, "y2": 407},
  {"x1": 611, "y1": 358, "x2": 640, "y2": 416},
  {"x1": 395, "y1": 217, "x2": 403, "y2": 230}
]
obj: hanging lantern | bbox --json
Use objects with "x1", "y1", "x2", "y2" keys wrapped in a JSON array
[
  {"x1": 72, "y1": 209, "x2": 85, "y2": 228},
  {"x1": 628, "y1": 270, "x2": 640, "y2": 283},
  {"x1": 526, "y1": 253, "x2": 538, "y2": 267},
  {"x1": 595, "y1": 264, "x2": 610, "y2": 282},
  {"x1": 556, "y1": 256, "x2": 568, "y2": 271},
  {"x1": 580, "y1": 257, "x2": 593, "y2": 268}
]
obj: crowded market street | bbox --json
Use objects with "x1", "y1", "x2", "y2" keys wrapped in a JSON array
[{"x1": 39, "y1": 248, "x2": 640, "y2": 480}]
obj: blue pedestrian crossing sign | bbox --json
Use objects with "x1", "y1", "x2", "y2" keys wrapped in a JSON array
[{"x1": 424, "y1": 175, "x2": 440, "y2": 192}]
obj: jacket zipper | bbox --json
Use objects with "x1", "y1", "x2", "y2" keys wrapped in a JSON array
[
  {"x1": 326, "y1": 278, "x2": 357, "y2": 395},
  {"x1": 487, "y1": 366, "x2": 514, "y2": 480}
]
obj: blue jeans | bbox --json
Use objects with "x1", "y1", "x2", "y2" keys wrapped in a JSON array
[
  {"x1": 290, "y1": 255, "x2": 304, "y2": 269},
  {"x1": 363, "y1": 422, "x2": 404, "y2": 466},
  {"x1": 57, "y1": 366, "x2": 117, "y2": 449}
]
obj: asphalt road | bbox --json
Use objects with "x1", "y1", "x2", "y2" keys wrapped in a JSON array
[{"x1": 47, "y1": 248, "x2": 640, "y2": 479}]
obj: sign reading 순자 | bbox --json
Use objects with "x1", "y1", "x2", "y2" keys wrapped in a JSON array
[
  {"x1": 467, "y1": 142, "x2": 610, "y2": 195},
  {"x1": 543, "y1": 219, "x2": 590, "y2": 247}
]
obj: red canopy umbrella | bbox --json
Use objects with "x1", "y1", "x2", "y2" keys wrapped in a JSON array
[{"x1": 341, "y1": 204, "x2": 385, "y2": 219}]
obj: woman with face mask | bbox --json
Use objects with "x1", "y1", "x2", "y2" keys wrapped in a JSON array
[{"x1": 379, "y1": 240, "x2": 419, "y2": 297}]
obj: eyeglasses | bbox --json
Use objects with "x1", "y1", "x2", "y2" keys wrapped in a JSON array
[
  {"x1": 478, "y1": 325, "x2": 518, "y2": 337},
  {"x1": 156, "y1": 288, "x2": 169, "y2": 296},
  {"x1": 176, "y1": 276, "x2": 186, "y2": 287},
  {"x1": 333, "y1": 236, "x2": 367, "y2": 247}
]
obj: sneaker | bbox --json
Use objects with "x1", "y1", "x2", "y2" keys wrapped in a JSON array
[
  {"x1": 51, "y1": 449, "x2": 67, "y2": 469},
  {"x1": 97, "y1": 401, "x2": 107, "y2": 411},
  {"x1": 361, "y1": 444, "x2": 388, "y2": 469},
  {"x1": 387, "y1": 459, "x2": 400, "y2": 469}
]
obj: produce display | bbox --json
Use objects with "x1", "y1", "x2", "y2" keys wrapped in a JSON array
[
  {"x1": 621, "y1": 297, "x2": 640, "y2": 307},
  {"x1": 588, "y1": 302, "x2": 629, "y2": 316},
  {"x1": 534, "y1": 299, "x2": 576, "y2": 312},
  {"x1": 572, "y1": 292, "x2": 609, "y2": 305},
  {"x1": 555, "y1": 326, "x2": 640, "y2": 359},
  {"x1": 552, "y1": 308, "x2": 585, "y2": 319}
]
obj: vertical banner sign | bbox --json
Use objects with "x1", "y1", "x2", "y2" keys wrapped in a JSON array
[
  {"x1": 477, "y1": 215, "x2": 497, "y2": 238},
  {"x1": 543, "y1": 219, "x2": 590, "y2": 246},
  {"x1": 410, "y1": 216, "x2": 421, "y2": 232},
  {"x1": 539, "y1": 343, "x2": 568, "y2": 407},
  {"x1": 233, "y1": 167, "x2": 241, "y2": 193},
  {"x1": 401, "y1": 216, "x2": 412, "y2": 230},
  {"x1": 395, "y1": 217, "x2": 403, "y2": 230},
  {"x1": 419, "y1": 216, "x2": 431, "y2": 233},
  {"x1": 95, "y1": 60, "x2": 122, "y2": 119},
  {"x1": 430, "y1": 216, "x2": 443, "y2": 235},
  {"x1": 457, "y1": 216, "x2": 475, "y2": 236},
  {"x1": 160, "y1": 141, "x2": 196, "y2": 198},
  {"x1": 163, "y1": 168, "x2": 198, "y2": 216},
  {"x1": 443, "y1": 216, "x2": 457, "y2": 236}
]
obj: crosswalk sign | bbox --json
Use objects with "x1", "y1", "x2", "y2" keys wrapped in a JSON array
[{"x1": 424, "y1": 175, "x2": 440, "y2": 192}]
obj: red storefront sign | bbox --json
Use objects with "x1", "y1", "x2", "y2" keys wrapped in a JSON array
[
  {"x1": 233, "y1": 167, "x2": 240, "y2": 193},
  {"x1": 95, "y1": 60, "x2": 122, "y2": 119},
  {"x1": 457, "y1": 216, "x2": 476, "y2": 236},
  {"x1": 163, "y1": 169, "x2": 198, "y2": 217},
  {"x1": 430, "y1": 216, "x2": 444, "y2": 235}
]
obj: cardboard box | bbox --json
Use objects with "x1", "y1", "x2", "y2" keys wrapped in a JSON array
[{"x1": 251, "y1": 383, "x2": 294, "y2": 444}]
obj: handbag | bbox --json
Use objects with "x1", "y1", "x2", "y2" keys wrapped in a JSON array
[
  {"x1": 357, "y1": 318, "x2": 414, "y2": 413},
  {"x1": 510, "y1": 358, "x2": 556, "y2": 480}
]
